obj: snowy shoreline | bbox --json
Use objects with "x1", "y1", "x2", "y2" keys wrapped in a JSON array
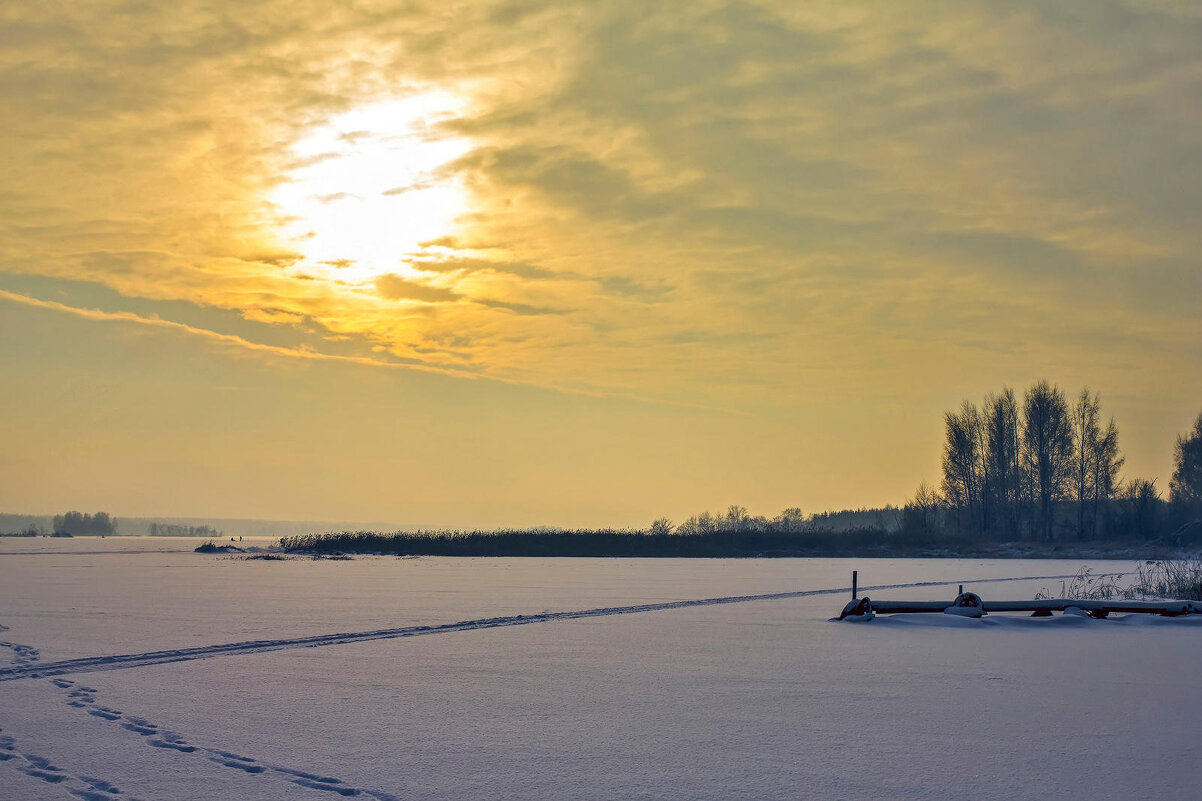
[{"x1": 3, "y1": 542, "x2": 1201, "y2": 800}]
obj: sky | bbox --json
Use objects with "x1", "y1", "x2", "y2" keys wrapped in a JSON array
[{"x1": 1, "y1": 0, "x2": 1200, "y2": 527}]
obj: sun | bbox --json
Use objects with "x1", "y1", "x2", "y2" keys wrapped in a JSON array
[{"x1": 270, "y1": 91, "x2": 473, "y2": 282}]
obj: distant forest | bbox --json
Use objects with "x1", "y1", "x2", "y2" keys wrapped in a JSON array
[
  {"x1": 53, "y1": 511, "x2": 117, "y2": 537},
  {"x1": 284, "y1": 386, "x2": 1202, "y2": 558},
  {"x1": 0, "y1": 511, "x2": 118, "y2": 537},
  {"x1": 0, "y1": 514, "x2": 220, "y2": 538},
  {"x1": 147, "y1": 523, "x2": 223, "y2": 538},
  {"x1": 9, "y1": 384, "x2": 1202, "y2": 557}
]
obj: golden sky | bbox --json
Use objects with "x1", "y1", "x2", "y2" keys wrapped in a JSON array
[{"x1": 2, "y1": 1, "x2": 1200, "y2": 526}]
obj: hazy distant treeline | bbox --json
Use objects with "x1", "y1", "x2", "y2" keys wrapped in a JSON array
[
  {"x1": 0, "y1": 527, "x2": 42, "y2": 538},
  {"x1": 0, "y1": 515, "x2": 341, "y2": 538},
  {"x1": 53, "y1": 511, "x2": 117, "y2": 537},
  {"x1": 281, "y1": 389, "x2": 1202, "y2": 559},
  {"x1": 280, "y1": 505, "x2": 913, "y2": 557},
  {"x1": 906, "y1": 383, "x2": 1202, "y2": 544},
  {"x1": 148, "y1": 523, "x2": 223, "y2": 538},
  {"x1": 0, "y1": 510, "x2": 120, "y2": 537},
  {"x1": 282, "y1": 526, "x2": 929, "y2": 558}
]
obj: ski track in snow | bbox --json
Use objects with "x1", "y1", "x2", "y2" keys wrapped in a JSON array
[{"x1": 0, "y1": 573, "x2": 1087, "y2": 684}]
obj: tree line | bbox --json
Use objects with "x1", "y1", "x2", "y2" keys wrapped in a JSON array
[
  {"x1": 664, "y1": 505, "x2": 899, "y2": 536},
  {"x1": 908, "y1": 381, "x2": 1202, "y2": 542},
  {"x1": 53, "y1": 511, "x2": 117, "y2": 537},
  {"x1": 148, "y1": 523, "x2": 223, "y2": 538}
]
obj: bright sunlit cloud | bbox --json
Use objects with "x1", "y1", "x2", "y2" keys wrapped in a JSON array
[{"x1": 270, "y1": 91, "x2": 473, "y2": 283}]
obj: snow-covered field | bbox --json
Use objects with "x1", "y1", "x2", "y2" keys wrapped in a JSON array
[{"x1": 1, "y1": 538, "x2": 1199, "y2": 800}]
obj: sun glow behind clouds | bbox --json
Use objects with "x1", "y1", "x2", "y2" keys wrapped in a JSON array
[{"x1": 271, "y1": 92, "x2": 473, "y2": 283}]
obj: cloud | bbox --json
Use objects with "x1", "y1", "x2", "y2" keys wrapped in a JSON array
[
  {"x1": 374, "y1": 274, "x2": 461, "y2": 303},
  {"x1": 313, "y1": 192, "x2": 358, "y2": 203},
  {"x1": 382, "y1": 180, "x2": 436, "y2": 196},
  {"x1": 409, "y1": 255, "x2": 557, "y2": 281},
  {"x1": 0, "y1": 0, "x2": 1198, "y2": 412},
  {"x1": 241, "y1": 308, "x2": 305, "y2": 325},
  {"x1": 475, "y1": 297, "x2": 557, "y2": 316},
  {"x1": 597, "y1": 275, "x2": 672, "y2": 302},
  {"x1": 0, "y1": 288, "x2": 462, "y2": 376}
]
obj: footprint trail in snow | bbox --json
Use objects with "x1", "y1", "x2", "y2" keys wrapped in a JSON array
[
  {"x1": 3, "y1": 636, "x2": 401, "y2": 799},
  {"x1": 1, "y1": 640, "x2": 142, "y2": 800},
  {"x1": 47, "y1": 676, "x2": 401, "y2": 799}
]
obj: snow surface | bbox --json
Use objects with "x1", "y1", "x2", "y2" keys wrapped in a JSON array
[{"x1": 1, "y1": 537, "x2": 1200, "y2": 800}]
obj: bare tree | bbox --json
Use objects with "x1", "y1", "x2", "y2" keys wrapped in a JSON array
[
  {"x1": 722, "y1": 505, "x2": 751, "y2": 531},
  {"x1": 942, "y1": 400, "x2": 986, "y2": 533},
  {"x1": 983, "y1": 387, "x2": 1022, "y2": 538},
  {"x1": 903, "y1": 481, "x2": 945, "y2": 537},
  {"x1": 1023, "y1": 381, "x2": 1073, "y2": 541},
  {"x1": 1170, "y1": 411, "x2": 1202, "y2": 523},
  {"x1": 773, "y1": 508, "x2": 806, "y2": 533},
  {"x1": 1070, "y1": 390, "x2": 1125, "y2": 540},
  {"x1": 1119, "y1": 478, "x2": 1161, "y2": 540},
  {"x1": 648, "y1": 518, "x2": 674, "y2": 536},
  {"x1": 1071, "y1": 389, "x2": 1102, "y2": 539},
  {"x1": 1090, "y1": 416, "x2": 1124, "y2": 538}
]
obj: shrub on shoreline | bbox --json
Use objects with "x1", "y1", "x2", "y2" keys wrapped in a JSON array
[
  {"x1": 1039, "y1": 557, "x2": 1202, "y2": 601},
  {"x1": 1128, "y1": 557, "x2": 1202, "y2": 601}
]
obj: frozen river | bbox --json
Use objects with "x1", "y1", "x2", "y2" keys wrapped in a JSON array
[{"x1": 1, "y1": 538, "x2": 1199, "y2": 799}]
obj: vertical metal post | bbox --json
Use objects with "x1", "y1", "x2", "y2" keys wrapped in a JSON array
[
  {"x1": 959, "y1": 584, "x2": 964, "y2": 596},
  {"x1": 852, "y1": 570, "x2": 858, "y2": 600}
]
